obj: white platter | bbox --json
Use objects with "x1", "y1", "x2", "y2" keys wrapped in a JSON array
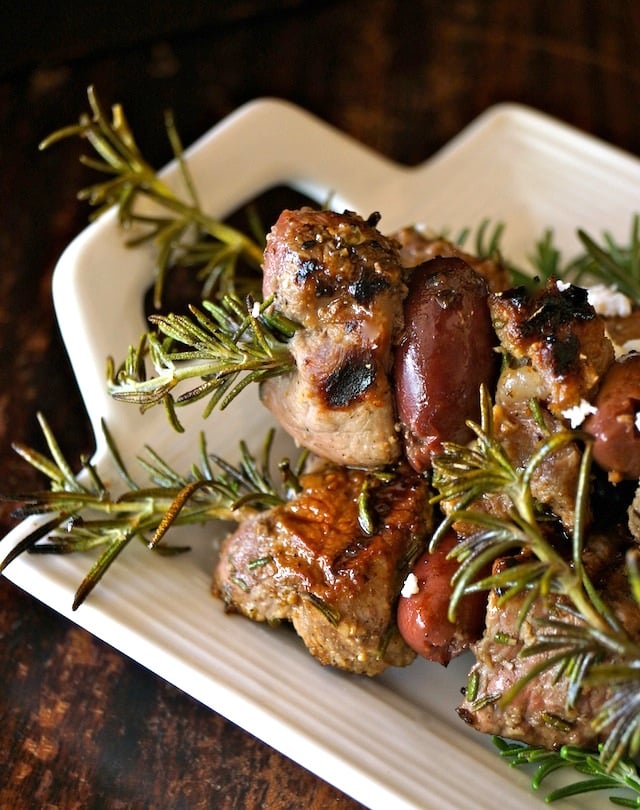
[{"x1": 4, "y1": 99, "x2": 640, "y2": 809}]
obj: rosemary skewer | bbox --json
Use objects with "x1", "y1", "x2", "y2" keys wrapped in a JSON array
[{"x1": 34, "y1": 89, "x2": 640, "y2": 802}]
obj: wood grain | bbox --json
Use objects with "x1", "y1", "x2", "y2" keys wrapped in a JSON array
[{"x1": 1, "y1": 1, "x2": 640, "y2": 806}]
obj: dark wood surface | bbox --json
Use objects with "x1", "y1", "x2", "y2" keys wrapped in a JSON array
[{"x1": 1, "y1": 2, "x2": 640, "y2": 807}]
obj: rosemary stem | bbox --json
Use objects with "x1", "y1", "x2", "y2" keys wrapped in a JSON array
[
  {"x1": 522, "y1": 516, "x2": 611, "y2": 635},
  {"x1": 142, "y1": 178, "x2": 264, "y2": 267}
]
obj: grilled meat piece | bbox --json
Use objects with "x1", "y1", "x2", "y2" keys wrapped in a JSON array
[
  {"x1": 260, "y1": 208, "x2": 407, "y2": 467},
  {"x1": 212, "y1": 463, "x2": 432, "y2": 676},
  {"x1": 493, "y1": 396, "x2": 584, "y2": 531},
  {"x1": 489, "y1": 280, "x2": 614, "y2": 417},
  {"x1": 437, "y1": 397, "x2": 583, "y2": 535},
  {"x1": 392, "y1": 227, "x2": 511, "y2": 292},
  {"x1": 457, "y1": 531, "x2": 640, "y2": 749},
  {"x1": 603, "y1": 306, "x2": 640, "y2": 351}
]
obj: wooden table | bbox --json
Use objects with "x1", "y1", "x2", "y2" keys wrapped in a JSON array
[{"x1": 1, "y1": 2, "x2": 639, "y2": 807}]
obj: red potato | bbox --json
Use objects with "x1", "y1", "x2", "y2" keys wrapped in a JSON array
[
  {"x1": 394, "y1": 256, "x2": 499, "y2": 472},
  {"x1": 396, "y1": 531, "x2": 487, "y2": 665},
  {"x1": 583, "y1": 352, "x2": 640, "y2": 480}
]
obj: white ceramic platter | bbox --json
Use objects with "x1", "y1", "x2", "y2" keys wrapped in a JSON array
[{"x1": 4, "y1": 99, "x2": 640, "y2": 809}]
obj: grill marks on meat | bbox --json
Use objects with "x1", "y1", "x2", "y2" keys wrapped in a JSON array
[
  {"x1": 487, "y1": 279, "x2": 617, "y2": 528},
  {"x1": 260, "y1": 209, "x2": 407, "y2": 467},
  {"x1": 490, "y1": 280, "x2": 614, "y2": 416},
  {"x1": 458, "y1": 531, "x2": 640, "y2": 749},
  {"x1": 212, "y1": 463, "x2": 432, "y2": 676}
]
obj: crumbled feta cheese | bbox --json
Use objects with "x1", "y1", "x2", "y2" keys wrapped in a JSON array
[
  {"x1": 556, "y1": 279, "x2": 572, "y2": 292},
  {"x1": 562, "y1": 399, "x2": 597, "y2": 428},
  {"x1": 400, "y1": 572, "x2": 420, "y2": 598},
  {"x1": 587, "y1": 283, "x2": 633, "y2": 318},
  {"x1": 613, "y1": 338, "x2": 640, "y2": 358},
  {"x1": 251, "y1": 300, "x2": 261, "y2": 318}
]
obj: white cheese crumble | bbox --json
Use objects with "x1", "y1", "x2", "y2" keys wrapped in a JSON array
[
  {"x1": 562, "y1": 399, "x2": 597, "y2": 428},
  {"x1": 251, "y1": 300, "x2": 261, "y2": 318},
  {"x1": 587, "y1": 283, "x2": 633, "y2": 318},
  {"x1": 556, "y1": 279, "x2": 572, "y2": 292},
  {"x1": 400, "y1": 572, "x2": 420, "y2": 598},
  {"x1": 612, "y1": 338, "x2": 640, "y2": 358}
]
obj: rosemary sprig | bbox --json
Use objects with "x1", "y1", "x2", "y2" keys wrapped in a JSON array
[
  {"x1": 510, "y1": 216, "x2": 640, "y2": 303},
  {"x1": 468, "y1": 218, "x2": 507, "y2": 260},
  {"x1": 40, "y1": 86, "x2": 265, "y2": 307},
  {"x1": 453, "y1": 218, "x2": 506, "y2": 258},
  {"x1": 430, "y1": 387, "x2": 610, "y2": 634},
  {"x1": 453, "y1": 219, "x2": 579, "y2": 290},
  {"x1": 573, "y1": 214, "x2": 640, "y2": 302},
  {"x1": 494, "y1": 737, "x2": 640, "y2": 805},
  {"x1": 107, "y1": 293, "x2": 298, "y2": 430},
  {"x1": 454, "y1": 216, "x2": 640, "y2": 302},
  {"x1": 2, "y1": 414, "x2": 304, "y2": 609}
]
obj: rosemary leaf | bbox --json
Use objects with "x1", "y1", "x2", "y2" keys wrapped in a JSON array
[
  {"x1": 107, "y1": 295, "x2": 296, "y2": 428},
  {"x1": 40, "y1": 86, "x2": 265, "y2": 307},
  {"x1": 2, "y1": 420, "x2": 308, "y2": 608},
  {"x1": 495, "y1": 737, "x2": 640, "y2": 805}
]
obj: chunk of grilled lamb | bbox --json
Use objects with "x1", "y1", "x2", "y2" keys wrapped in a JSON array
[
  {"x1": 391, "y1": 227, "x2": 511, "y2": 292},
  {"x1": 457, "y1": 531, "x2": 640, "y2": 749},
  {"x1": 260, "y1": 208, "x2": 407, "y2": 468},
  {"x1": 439, "y1": 401, "x2": 584, "y2": 535},
  {"x1": 212, "y1": 463, "x2": 431, "y2": 676},
  {"x1": 493, "y1": 379, "x2": 584, "y2": 531},
  {"x1": 489, "y1": 280, "x2": 614, "y2": 417}
]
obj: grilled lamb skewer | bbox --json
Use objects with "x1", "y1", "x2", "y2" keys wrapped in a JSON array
[{"x1": 216, "y1": 211, "x2": 640, "y2": 727}]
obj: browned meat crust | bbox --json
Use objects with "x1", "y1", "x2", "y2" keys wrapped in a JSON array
[
  {"x1": 493, "y1": 400, "x2": 584, "y2": 530},
  {"x1": 212, "y1": 463, "x2": 432, "y2": 676},
  {"x1": 260, "y1": 208, "x2": 407, "y2": 467},
  {"x1": 391, "y1": 227, "x2": 511, "y2": 292},
  {"x1": 604, "y1": 306, "x2": 640, "y2": 346},
  {"x1": 489, "y1": 280, "x2": 614, "y2": 416}
]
